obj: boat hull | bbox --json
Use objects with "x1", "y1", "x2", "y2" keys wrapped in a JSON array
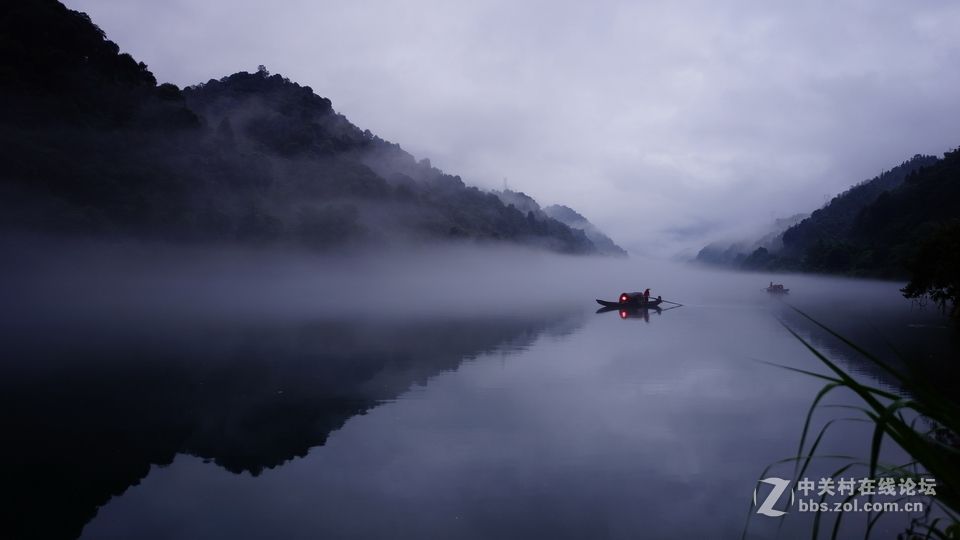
[{"x1": 596, "y1": 298, "x2": 663, "y2": 309}]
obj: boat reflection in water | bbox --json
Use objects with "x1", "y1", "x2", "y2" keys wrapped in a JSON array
[{"x1": 594, "y1": 305, "x2": 663, "y2": 323}]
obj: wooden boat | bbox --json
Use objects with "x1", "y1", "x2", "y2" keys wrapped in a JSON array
[
  {"x1": 596, "y1": 297, "x2": 663, "y2": 309},
  {"x1": 595, "y1": 305, "x2": 662, "y2": 315}
]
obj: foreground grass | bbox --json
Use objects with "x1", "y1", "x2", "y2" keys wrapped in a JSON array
[{"x1": 745, "y1": 308, "x2": 960, "y2": 539}]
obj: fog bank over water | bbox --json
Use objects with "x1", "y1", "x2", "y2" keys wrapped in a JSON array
[
  {"x1": 2, "y1": 240, "x2": 936, "y2": 326},
  {"x1": 10, "y1": 239, "x2": 955, "y2": 401}
]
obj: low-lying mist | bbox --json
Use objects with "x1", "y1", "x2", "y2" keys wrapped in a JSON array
[
  {"x1": 2, "y1": 240, "x2": 612, "y2": 323},
  {"x1": 1, "y1": 236, "x2": 927, "y2": 327}
]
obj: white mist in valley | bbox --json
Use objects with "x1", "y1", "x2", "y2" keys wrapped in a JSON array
[{"x1": 2, "y1": 239, "x2": 925, "y2": 326}]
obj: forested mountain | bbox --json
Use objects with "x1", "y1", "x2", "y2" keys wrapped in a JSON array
[
  {"x1": 495, "y1": 189, "x2": 544, "y2": 215},
  {"x1": 779, "y1": 155, "x2": 939, "y2": 264},
  {"x1": 696, "y1": 153, "x2": 955, "y2": 278},
  {"x1": 0, "y1": 1, "x2": 198, "y2": 129},
  {"x1": 695, "y1": 213, "x2": 806, "y2": 267},
  {"x1": 489, "y1": 190, "x2": 626, "y2": 256},
  {"x1": 850, "y1": 150, "x2": 960, "y2": 255},
  {"x1": 542, "y1": 204, "x2": 627, "y2": 256},
  {"x1": 0, "y1": 0, "x2": 610, "y2": 255}
]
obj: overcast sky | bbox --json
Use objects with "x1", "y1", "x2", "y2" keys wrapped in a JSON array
[{"x1": 66, "y1": 0, "x2": 960, "y2": 255}]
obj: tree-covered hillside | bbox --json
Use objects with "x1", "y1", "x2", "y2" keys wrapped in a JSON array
[
  {"x1": 696, "y1": 153, "x2": 955, "y2": 278},
  {"x1": 0, "y1": 0, "x2": 611, "y2": 255},
  {"x1": 779, "y1": 154, "x2": 938, "y2": 268},
  {"x1": 695, "y1": 213, "x2": 806, "y2": 268},
  {"x1": 542, "y1": 205, "x2": 627, "y2": 256}
]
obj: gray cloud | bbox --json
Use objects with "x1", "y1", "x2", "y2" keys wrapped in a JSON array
[{"x1": 65, "y1": 0, "x2": 960, "y2": 254}]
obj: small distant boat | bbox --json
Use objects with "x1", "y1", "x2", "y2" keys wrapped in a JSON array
[{"x1": 766, "y1": 284, "x2": 789, "y2": 294}]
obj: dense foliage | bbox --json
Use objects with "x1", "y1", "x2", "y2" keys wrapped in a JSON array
[
  {"x1": 901, "y1": 220, "x2": 960, "y2": 316},
  {"x1": 0, "y1": 1, "x2": 621, "y2": 255},
  {"x1": 0, "y1": 1, "x2": 197, "y2": 129}
]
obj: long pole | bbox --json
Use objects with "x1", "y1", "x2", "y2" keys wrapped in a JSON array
[{"x1": 659, "y1": 299, "x2": 683, "y2": 306}]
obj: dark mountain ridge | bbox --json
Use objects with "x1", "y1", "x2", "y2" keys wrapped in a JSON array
[
  {"x1": 0, "y1": 0, "x2": 618, "y2": 255},
  {"x1": 780, "y1": 154, "x2": 939, "y2": 259},
  {"x1": 696, "y1": 153, "x2": 954, "y2": 277}
]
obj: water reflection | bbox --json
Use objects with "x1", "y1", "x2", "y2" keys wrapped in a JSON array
[
  {"x1": 76, "y1": 303, "x2": 908, "y2": 539},
  {"x1": 595, "y1": 305, "x2": 664, "y2": 323},
  {"x1": 0, "y1": 312, "x2": 584, "y2": 540},
  {"x1": 772, "y1": 300, "x2": 960, "y2": 398},
  {"x1": 3, "y1": 251, "x2": 958, "y2": 540}
]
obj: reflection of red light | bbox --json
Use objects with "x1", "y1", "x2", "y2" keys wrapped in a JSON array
[{"x1": 619, "y1": 310, "x2": 627, "y2": 319}]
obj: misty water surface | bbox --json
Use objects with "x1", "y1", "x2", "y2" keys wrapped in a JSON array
[{"x1": 2, "y1": 245, "x2": 956, "y2": 539}]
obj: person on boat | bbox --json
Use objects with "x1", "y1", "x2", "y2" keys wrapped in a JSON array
[{"x1": 643, "y1": 288, "x2": 651, "y2": 303}]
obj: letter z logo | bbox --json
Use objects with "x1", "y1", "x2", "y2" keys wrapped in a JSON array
[{"x1": 753, "y1": 477, "x2": 794, "y2": 517}]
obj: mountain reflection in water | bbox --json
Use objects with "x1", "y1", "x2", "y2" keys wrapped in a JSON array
[{"x1": 0, "y1": 312, "x2": 584, "y2": 540}]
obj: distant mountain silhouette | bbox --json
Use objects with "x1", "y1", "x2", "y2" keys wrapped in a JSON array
[
  {"x1": 695, "y1": 214, "x2": 807, "y2": 268},
  {"x1": 491, "y1": 189, "x2": 626, "y2": 255},
  {"x1": 0, "y1": 0, "x2": 606, "y2": 255},
  {"x1": 542, "y1": 204, "x2": 627, "y2": 256},
  {"x1": 696, "y1": 153, "x2": 953, "y2": 276}
]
